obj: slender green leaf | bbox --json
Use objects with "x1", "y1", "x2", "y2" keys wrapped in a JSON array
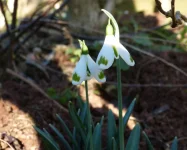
[
  {"x1": 100, "y1": 116, "x2": 104, "y2": 126},
  {"x1": 112, "y1": 137, "x2": 117, "y2": 150},
  {"x1": 72, "y1": 127, "x2": 80, "y2": 150},
  {"x1": 68, "y1": 102, "x2": 86, "y2": 143},
  {"x1": 85, "y1": 125, "x2": 92, "y2": 150},
  {"x1": 107, "y1": 110, "x2": 117, "y2": 150},
  {"x1": 49, "y1": 124, "x2": 72, "y2": 150},
  {"x1": 77, "y1": 108, "x2": 81, "y2": 116},
  {"x1": 79, "y1": 103, "x2": 87, "y2": 123},
  {"x1": 142, "y1": 131, "x2": 154, "y2": 150},
  {"x1": 170, "y1": 137, "x2": 178, "y2": 150},
  {"x1": 43, "y1": 129, "x2": 57, "y2": 144},
  {"x1": 125, "y1": 124, "x2": 141, "y2": 150},
  {"x1": 34, "y1": 126, "x2": 59, "y2": 150},
  {"x1": 77, "y1": 96, "x2": 84, "y2": 108},
  {"x1": 93, "y1": 123, "x2": 101, "y2": 150},
  {"x1": 123, "y1": 99, "x2": 136, "y2": 131},
  {"x1": 133, "y1": 34, "x2": 153, "y2": 46},
  {"x1": 56, "y1": 114, "x2": 73, "y2": 139}
]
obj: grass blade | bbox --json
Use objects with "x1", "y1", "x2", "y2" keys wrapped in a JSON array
[
  {"x1": 49, "y1": 124, "x2": 72, "y2": 150},
  {"x1": 112, "y1": 137, "x2": 117, "y2": 150},
  {"x1": 79, "y1": 102, "x2": 87, "y2": 123},
  {"x1": 85, "y1": 125, "x2": 92, "y2": 150},
  {"x1": 107, "y1": 110, "x2": 117, "y2": 150},
  {"x1": 170, "y1": 137, "x2": 178, "y2": 150},
  {"x1": 123, "y1": 99, "x2": 136, "y2": 131},
  {"x1": 142, "y1": 131, "x2": 154, "y2": 150},
  {"x1": 68, "y1": 102, "x2": 86, "y2": 143},
  {"x1": 56, "y1": 114, "x2": 80, "y2": 150},
  {"x1": 100, "y1": 116, "x2": 104, "y2": 126},
  {"x1": 93, "y1": 123, "x2": 101, "y2": 150},
  {"x1": 125, "y1": 124, "x2": 141, "y2": 150},
  {"x1": 34, "y1": 126, "x2": 59, "y2": 150}
]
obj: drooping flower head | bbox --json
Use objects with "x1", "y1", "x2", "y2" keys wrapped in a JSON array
[
  {"x1": 96, "y1": 9, "x2": 135, "y2": 69},
  {"x1": 72, "y1": 40, "x2": 106, "y2": 85}
]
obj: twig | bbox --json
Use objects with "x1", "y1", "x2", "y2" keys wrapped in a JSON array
[
  {"x1": 122, "y1": 41, "x2": 187, "y2": 78},
  {"x1": 13, "y1": 0, "x2": 70, "y2": 52},
  {"x1": 171, "y1": 0, "x2": 176, "y2": 28},
  {"x1": 106, "y1": 82, "x2": 187, "y2": 88},
  {"x1": 0, "y1": 138, "x2": 14, "y2": 150},
  {"x1": 1, "y1": 0, "x2": 58, "y2": 52},
  {"x1": 0, "y1": 0, "x2": 10, "y2": 33},
  {"x1": 11, "y1": 0, "x2": 18, "y2": 30},
  {"x1": 6, "y1": 68, "x2": 68, "y2": 113},
  {"x1": 120, "y1": 34, "x2": 187, "y2": 47},
  {"x1": 155, "y1": 0, "x2": 187, "y2": 27}
]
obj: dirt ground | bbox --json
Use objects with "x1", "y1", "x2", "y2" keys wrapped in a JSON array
[{"x1": 0, "y1": 50, "x2": 187, "y2": 150}]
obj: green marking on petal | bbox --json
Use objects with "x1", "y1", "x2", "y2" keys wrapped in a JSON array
[
  {"x1": 87, "y1": 66, "x2": 91, "y2": 77},
  {"x1": 86, "y1": 65, "x2": 91, "y2": 77},
  {"x1": 98, "y1": 71, "x2": 105, "y2": 79},
  {"x1": 87, "y1": 65, "x2": 91, "y2": 74},
  {"x1": 72, "y1": 72, "x2": 80, "y2": 82},
  {"x1": 98, "y1": 56, "x2": 108, "y2": 66},
  {"x1": 130, "y1": 55, "x2": 134, "y2": 63},
  {"x1": 87, "y1": 72, "x2": 91, "y2": 77},
  {"x1": 112, "y1": 46, "x2": 118, "y2": 58}
]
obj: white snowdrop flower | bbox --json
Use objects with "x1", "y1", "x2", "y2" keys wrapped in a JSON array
[
  {"x1": 72, "y1": 40, "x2": 106, "y2": 85},
  {"x1": 96, "y1": 19, "x2": 135, "y2": 70}
]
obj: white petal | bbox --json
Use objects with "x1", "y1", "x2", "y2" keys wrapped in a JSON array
[
  {"x1": 104, "y1": 35, "x2": 119, "y2": 59},
  {"x1": 72, "y1": 55, "x2": 87, "y2": 85},
  {"x1": 87, "y1": 55, "x2": 106, "y2": 83},
  {"x1": 117, "y1": 43, "x2": 135, "y2": 66},
  {"x1": 96, "y1": 35, "x2": 116, "y2": 69}
]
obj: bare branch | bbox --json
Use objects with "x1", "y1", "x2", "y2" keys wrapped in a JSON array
[
  {"x1": 0, "y1": 0, "x2": 10, "y2": 32},
  {"x1": 171, "y1": 0, "x2": 176, "y2": 27},
  {"x1": 11, "y1": 0, "x2": 18, "y2": 29},
  {"x1": 155, "y1": 0, "x2": 187, "y2": 28}
]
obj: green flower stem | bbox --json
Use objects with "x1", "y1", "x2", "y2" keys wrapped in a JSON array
[
  {"x1": 116, "y1": 58, "x2": 124, "y2": 150},
  {"x1": 85, "y1": 80, "x2": 93, "y2": 150}
]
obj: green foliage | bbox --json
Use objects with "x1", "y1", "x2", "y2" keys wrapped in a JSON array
[
  {"x1": 35, "y1": 98, "x2": 179, "y2": 150},
  {"x1": 47, "y1": 87, "x2": 76, "y2": 104},
  {"x1": 142, "y1": 131, "x2": 154, "y2": 150},
  {"x1": 107, "y1": 110, "x2": 117, "y2": 150},
  {"x1": 65, "y1": 47, "x2": 82, "y2": 63},
  {"x1": 34, "y1": 126, "x2": 60, "y2": 150},
  {"x1": 171, "y1": 137, "x2": 178, "y2": 150},
  {"x1": 125, "y1": 124, "x2": 140, "y2": 150},
  {"x1": 123, "y1": 99, "x2": 136, "y2": 131},
  {"x1": 133, "y1": 34, "x2": 153, "y2": 47}
]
